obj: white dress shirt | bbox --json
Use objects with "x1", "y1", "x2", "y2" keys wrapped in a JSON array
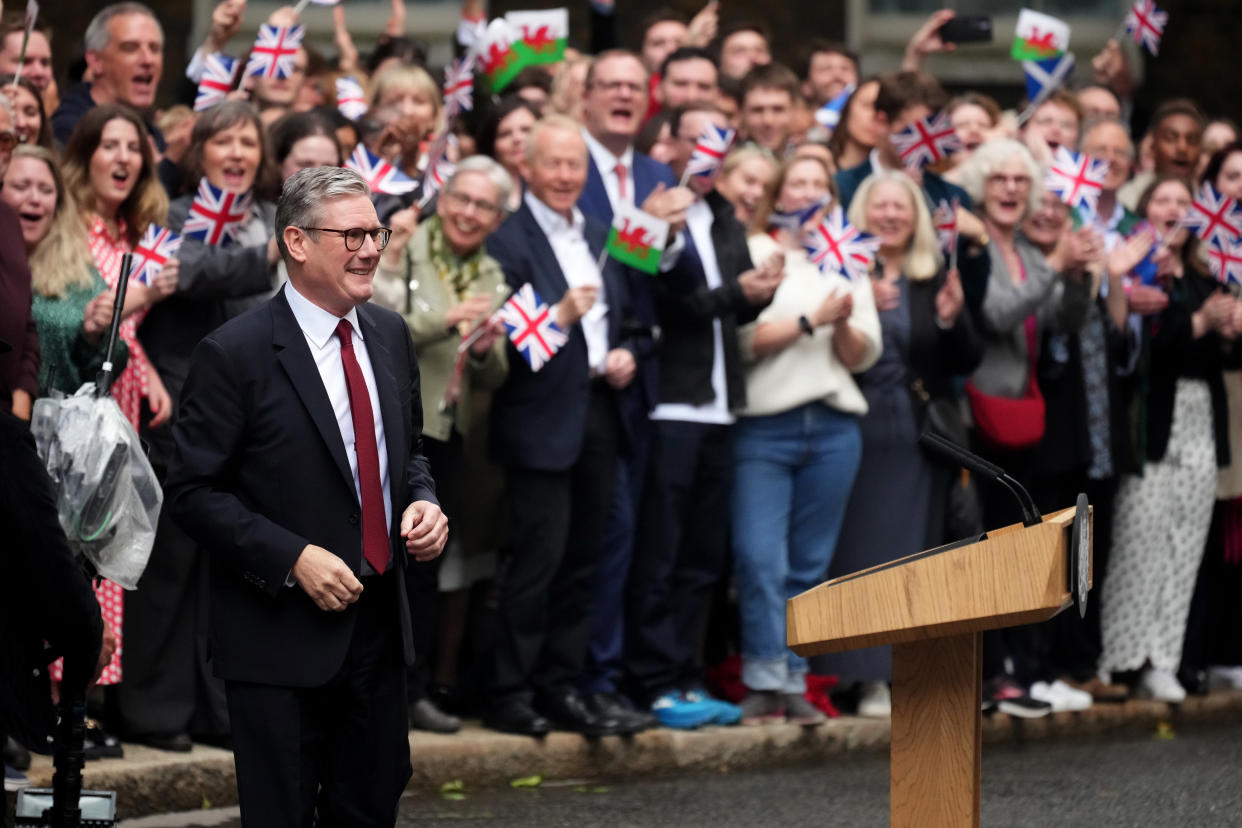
[
  {"x1": 524, "y1": 191, "x2": 610, "y2": 374},
  {"x1": 650, "y1": 199, "x2": 734, "y2": 425},
  {"x1": 284, "y1": 281, "x2": 393, "y2": 573}
]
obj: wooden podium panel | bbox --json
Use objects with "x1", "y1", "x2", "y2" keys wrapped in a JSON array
[{"x1": 787, "y1": 508, "x2": 1077, "y2": 658}]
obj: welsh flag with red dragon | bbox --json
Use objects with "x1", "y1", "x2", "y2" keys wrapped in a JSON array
[{"x1": 603, "y1": 205, "x2": 670, "y2": 275}]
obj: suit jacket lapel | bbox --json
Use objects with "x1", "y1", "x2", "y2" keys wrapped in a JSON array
[
  {"x1": 271, "y1": 292, "x2": 356, "y2": 496},
  {"x1": 519, "y1": 204, "x2": 571, "y2": 299},
  {"x1": 356, "y1": 304, "x2": 406, "y2": 515}
]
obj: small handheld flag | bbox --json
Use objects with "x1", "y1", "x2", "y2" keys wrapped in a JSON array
[
  {"x1": 443, "y1": 57, "x2": 475, "y2": 119},
  {"x1": 498, "y1": 283, "x2": 568, "y2": 372},
  {"x1": 1183, "y1": 183, "x2": 1242, "y2": 249},
  {"x1": 245, "y1": 23, "x2": 304, "y2": 80},
  {"x1": 803, "y1": 206, "x2": 880, "y2": 282},
  {"x1": 130, "y1": 225, "x2": 182, "y2": 286},
  {"x1": 505, "y1": 9, "x2": 569, "y2": 67},
  {"x1": 335, "y1": 76, "x2": 367, "y2": 120},
  {"x1": 1011, "y1": 9, "x2": 1070, "y2": 61},
  {"x1": 1023, "y1": 52, "x2": 1075, "y2": 107},
  {"x1": 1123, "y1": 0, "x2": 1168, "y2": 57},
  {"x1": 815, "y1": 85, "x2": 854, "y2": 131},
  {"x1": 1207, "y1": 238, "x2": 1242, "y2": 286},
  {"x1": 933, "y1": 198, "x2": 959, "y2": 255},
  {"x1": 681, "y1": 122, "x2": 735, "y2": 185},
  {"x1": 417, "y1": 134, "x2": 457, "y2": 208},
  {"x1": 345, "y1": 144, "x2": 418, "y2": 196},
  {"x1": 604, "y1": 205, "x2": 670, "y2": 275},
  {"x1": 891, "y1": 111, "x2": 960, "y2": 170},
  {"x1": 183, "y1": 179, "x2": 253, "y2": 246},
  {"x1": 477, "y1": 19, "x2": 523, "y2": 93},
  {"x1": 1045, "y1": 146, "x2": 1109, "y2": 216},
  {"x1": 769, "y1": 196, "x2": 831, "y2": 235},
  {"x1": 194, "y1": 52, "x2": 238, "y2": 112}
]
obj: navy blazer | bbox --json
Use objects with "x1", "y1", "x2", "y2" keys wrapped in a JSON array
[
  {"x1": 165, "y1": 290, "x2": 438, "y2": 688},
  {"x1": 578, "y1": 151, "x2": 677, "y2": 225},
  {"x1": 485, "y1": 201, "x2": 635, "y2": 472}
]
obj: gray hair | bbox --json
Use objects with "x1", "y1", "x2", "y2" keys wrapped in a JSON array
[
  {"x1": 445, "y1": 155, "x2": 513, "y2": 214},
  {"x1": 525, "y1": 113, "x2": 587, "y2": 164},
  {"x1": 956, "y1": 138, "x2": 1044, "y2": 217},
  {"x1": 85, "y1": 3, "x2": 163, "y2": 53},
  {"x1": 275, "y1": 166, "x2": 372, "y2": 259},
  {"x1": 1081, "y1": 115, "x2": 1135, "y2": 160}
]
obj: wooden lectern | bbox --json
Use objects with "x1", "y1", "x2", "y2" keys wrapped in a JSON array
[{"x1": 787, "y1": 505, "x2": 1091, "y2": 828}]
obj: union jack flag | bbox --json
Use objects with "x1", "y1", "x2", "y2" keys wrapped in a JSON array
[
  {"x1": 194, "y1": 52, "x2": 236, "y2": 112},
  {"x1": 803, "y1": 206, "x2": 880, "y2": 281},
  {"x1": 245, "y1": 23, "x2": 304, "y2": 80},
  {"x1": 130, "y1": 224, "x2": 182, "y2": 285},
  {"x1": 183, "y1": 178, "x2": 253, "y2": 246},
  {"x1": 934, "y1": 198, "x2": 959, "y2": 254},
  {"x1": 769, "y1": 196, "x2": 831, "y2": 234},
  {"x1": 345, "y1": 144, "x2": 417, "y2": 195},
  {"x1": 497, "y1": 283, "x2": 567, "y2": 372},
  {"x1": 1045, "y1": 146, "x2": 1109, "y2": 216},
  {"x1": 442, "y1": 57, "x2": 475, "y2": 119},
  {"x1": 1124, "y1": 0, "x2": 1168, "y2": 56},
  {"x1": 684, "y1": 123, "x2": 736, "y2": 180},
  {"x1": 1183, "y1": 183, "x2": 1242, "y2": 249},
  {"x1": 891, "y1": 111, "x2": 960, "y2": 169},
  {"x1": 417, "y1": 135, "x2": 456, "y2": 206},
  {"x1": 335, "y1": 76, "x2": 367, "y2": 121},
  {"x1": 1207, "y1": 238, "x2": 1242, "y2": 286}
]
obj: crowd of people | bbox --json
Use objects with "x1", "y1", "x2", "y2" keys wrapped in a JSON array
[{"x1": 5, "y1": 0, "x2": 1242, "y2": 793}]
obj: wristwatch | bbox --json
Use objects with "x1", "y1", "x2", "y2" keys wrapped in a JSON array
[{"x1": 798, "y1": 315, "x2": 814, "y2": 337}]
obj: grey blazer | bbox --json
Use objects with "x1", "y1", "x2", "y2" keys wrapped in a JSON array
[{"x1": 970, "y1": 234, "x2": 1090, "y2": 399}]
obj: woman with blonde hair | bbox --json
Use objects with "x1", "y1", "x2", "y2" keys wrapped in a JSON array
[
  {"x1": 817, "y1": 169, "x2": 982, "y2": 717},
  {"x1": 61, "y1": 103, "x2": 174, "y2": 431},
  {"x1": 368, "y1": 65, "x2": 442, "y2": 178},
  {"x1": 715, "y1": 143, "x2": 778, "y2": 227}
]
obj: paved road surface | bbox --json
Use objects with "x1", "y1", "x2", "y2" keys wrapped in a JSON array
[{"x1": 121, "y1": 720, "x2": 1242, "y2": 827}]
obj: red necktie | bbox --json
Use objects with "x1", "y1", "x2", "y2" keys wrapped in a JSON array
[
  {"x1": 335, "y1": 320, "x2": 389, "y2": 574},
  {"x1": 614, "y1": 162, "x2": 628, "y2": 201}
]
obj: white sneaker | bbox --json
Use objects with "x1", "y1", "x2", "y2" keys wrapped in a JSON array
[
  {"x1": 1029, "y1": 679, "x2": 1093, "y2": 712},
  {"x1": 1207, "y1": 665, "x2": 1242, "y2": 691},
  {"x1": 1138, "y1": 668, "x2": 1187, "y2": 703},
  {"x1": 857, "y1": 681, "x2": 891, "y2": 718}
]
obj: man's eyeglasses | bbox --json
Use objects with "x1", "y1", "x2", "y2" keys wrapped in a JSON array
[
  {"x1": 443, "y1": 189, "x2": 501, "y2": 218},
  {"x1": 301, "y1": 226, "x2": 392, "y2": 251}
]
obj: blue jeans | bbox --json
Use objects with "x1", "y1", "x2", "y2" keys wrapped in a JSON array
[{"x1": 732, "y1": 403, "x2": 861, "y2": 693}]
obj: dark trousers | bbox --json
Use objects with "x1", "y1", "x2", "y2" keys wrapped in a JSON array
[
  {"x1": 581, "y1": 417, "x2": 651, "y2": 695},
  {"x1": 225, "y1": 574, "x2": 411, "y2": 828},
  {"x1": 405, "y1": 434, "x2": 461, "y2": 702},
  {"x1": 625, "y1": 420, "x2": 733, "y2": 701},
  {"x1": 491, "y1": 388, "x2": 620, "y2": 702},
  {"x1": 116, "y1": 505, "x2": 228, "y2": 738}
]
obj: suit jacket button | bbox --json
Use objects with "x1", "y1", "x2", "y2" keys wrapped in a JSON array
[{"x1": 349, "y1": 513, "x2": 360, "y2": 525}]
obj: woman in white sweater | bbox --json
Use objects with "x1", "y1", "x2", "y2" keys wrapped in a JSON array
[{"x1": 733, "y1": 156, "x2": 883, "y2": 724}]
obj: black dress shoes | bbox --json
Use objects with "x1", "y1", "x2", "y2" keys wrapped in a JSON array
[
  {"x1": 409, "y1": 698, "x2": 462, "y2": 734},
  {"x1": 583, "y1": 692, "x2": 657, "y2": 735},
  {"x1": 138, "y1": 732, "x2": 193, "y2": 753},
  {"x1": 483, "y1": 699, "x2": 550, "y2": 737},
  {"x1": 536, "y1": 690, "x2": 621, "y2": 737}
]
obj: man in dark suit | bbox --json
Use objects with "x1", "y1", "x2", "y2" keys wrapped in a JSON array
[
  {"x1": 166, "y1": 166, "x2": 447, "y2": 827},
  {"x1": 483, "y1": 115, "x2": 641, "y2": 737},
  {"x1": 624, "y1": 105, "x2": 782, "y2": 728},
  {"x1": 575, "y1": 49, "x2": 697, "y2": 731}
]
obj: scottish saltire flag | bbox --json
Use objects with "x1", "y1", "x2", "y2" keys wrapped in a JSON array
[
  {"x1": 934, "y1": 198, "x2": 959, "y2": 254},
  {"x1": 1183, "y1": 183, "x2": 1242, "y2": 249},
  {"x1": 1207, "y1": 238, "x2": 1242, "y2": 286},
  {"x1": 506, "y1": 9, "x2": 569, "y2": 66},
  {"x1": 245, "y1": 24, "x2": 304, "y2": 79},
  {"x1": 335, "y1": 76, "x2": 367, "y2": 120},
  {"x1": 769, "y1": 196, "x2": 831, "y2": 234},
  {"x1": 443, "y1": 57, "x2": 475, "y2": 118},
  {"x1": 1124, "y1": 0, "x2": 1168, "y2": 56},
  {"x1": 1023, "y1": 52, "x2": 1075, "y2": 106},
  {"x1": 804, "y1": 206, "x2": 880, "y2": 281},
  {"x1": 130, "y1": 225, "x2": 182, "y2": 286},
  {"x1": 684, "y1": 123, "x2": 735, "y2": 180},
  {"x1": 477, "y1": 18, "x2": 523, "y2": 93},
  {"x1": 814, "y1": 85, "x2": 854, "y2": 130},
  {"x1": 345, "y1": 144, "x2": 417, "y2": 196},
  {"x1": 498, "y1": 283, "x2": 568, "y2": 372},
  {"x1": 1011, "y1": 9, "x2": 1070, "y2": 61},
  {"x1": 194, "y1": 52, "x2": 237, "y2": 112},
  {"x1": 604, "y1": 205, "x2": 670, "y2": 275},
  {"x1": 891, "y1": 111, "x2": 960, "y2": 169},
  {"x1": 1046, "y1": 147, "x2": 1109, "y2": 216},
  {"x1": 183, "y1": 179, "x2": 253, "y2": 246}
]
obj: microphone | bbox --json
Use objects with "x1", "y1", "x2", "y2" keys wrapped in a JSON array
[{"x1": 919, "y1": 431, "x2": 1042, "y2": 527}]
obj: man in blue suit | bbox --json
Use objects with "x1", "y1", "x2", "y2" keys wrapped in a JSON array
[
  {"x1": 574, "y1": 49, "x2": 701, "y2": 731},
  {"x1": 483, "y1": 115, "x2": 644, "y2": 738}
]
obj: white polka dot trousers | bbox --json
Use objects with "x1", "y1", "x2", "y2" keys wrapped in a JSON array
[{"x1": 1101, "y1": 379, "x2": 1217, "y2": 674}]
